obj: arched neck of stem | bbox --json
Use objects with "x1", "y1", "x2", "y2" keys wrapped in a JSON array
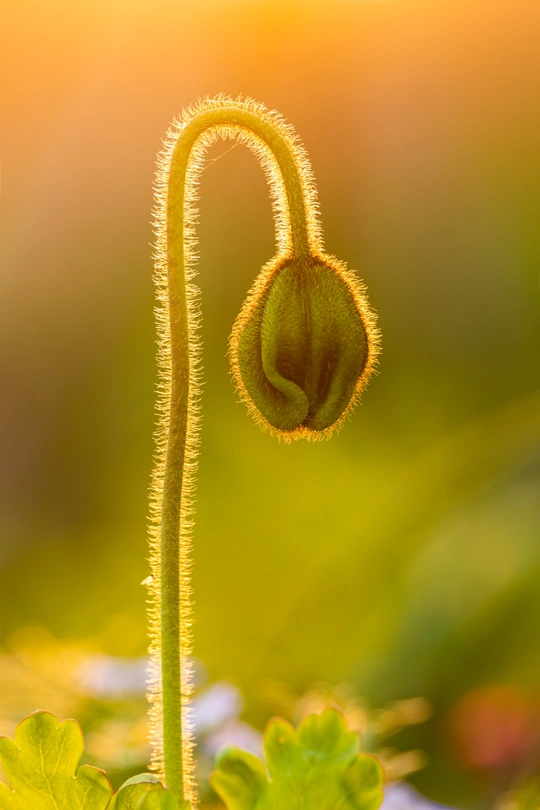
[{"x1": 171, "y1": 103, "x2": 312, "y2": 258}]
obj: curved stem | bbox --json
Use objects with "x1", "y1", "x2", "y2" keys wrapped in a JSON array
[
  {"x1": 175, "y1": 104, "x2": 312, "y2": 257},
  {"x1": 155, "y1": 99, "x2": 314, "y2": 801}
]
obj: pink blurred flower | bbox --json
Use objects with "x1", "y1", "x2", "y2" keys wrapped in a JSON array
[{"x1": 448, "y1": 685, "x2": 540, "y2": 775}]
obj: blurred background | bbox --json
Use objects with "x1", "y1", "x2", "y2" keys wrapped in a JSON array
[{"x1": 1, "y1": 0, "x2": 540, "y2": 807}]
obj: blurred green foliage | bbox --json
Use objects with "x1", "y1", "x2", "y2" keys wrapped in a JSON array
[{"x1": 211, "y1": 709, "x2": 383, "y2": 810}]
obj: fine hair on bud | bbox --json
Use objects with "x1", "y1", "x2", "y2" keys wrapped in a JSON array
[{"x1": 230, "y1": 254, "x2": 379, "y2": 441}]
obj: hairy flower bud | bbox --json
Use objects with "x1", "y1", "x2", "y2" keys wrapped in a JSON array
[{"x1": 230, "y1": 256, "x2": 378, "y2": 439}]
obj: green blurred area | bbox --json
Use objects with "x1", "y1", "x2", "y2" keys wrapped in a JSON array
[{"x1": 1, "y1": 0, "x2": 540, "y2": 807}]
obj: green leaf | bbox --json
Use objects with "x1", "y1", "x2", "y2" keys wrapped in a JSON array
[
  {"x1": 0, "y1": 710, "x2": 113, "y2": 810},
  {"x1": 119, "y1": 774, "x2": 163, "y2": 789},
  {"x1": 136, "y1": 789, "x2": 185, "y2": 809},
  {"x1": 211, "y1": 708, "x2": 384, "y2": 810},
  {"x1": 108, "y1": 775, "x2": 161, "y2": 810},
  {"x1": 211, "y1": 748, "x2": 268, "y2": 810},
  {"x1": 110, "y1": 774, "x2": 189, "y2": 810}
]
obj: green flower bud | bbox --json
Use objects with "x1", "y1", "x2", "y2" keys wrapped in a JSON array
[{"x1": 230, "y1": 256, "x2": 378, "y2": 439}]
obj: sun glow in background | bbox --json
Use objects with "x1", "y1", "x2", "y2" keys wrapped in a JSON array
[{"x1": 1, "y1": 0, "x2": 540, "y2": 806}]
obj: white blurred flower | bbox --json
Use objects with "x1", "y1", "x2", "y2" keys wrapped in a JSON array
[
  {"x1": 382, "y1": 784, "x2": 453, "y2": 810},
  {"x1": 204, "y1": 719, "x2": 263, "y2": 758},
  {"x1": 77, "y1": 654, "x2": 148, "y2": 697},
  {"x1": 192, "y1": 681, "x2": 243, "y2": 734},
  {"x1": 191, "y1": 681, "x2": 263, "y2": 758}
]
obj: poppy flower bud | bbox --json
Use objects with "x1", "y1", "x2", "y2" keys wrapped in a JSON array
[{"x1": 230, "y1": 255, "x2": 378, "y2": 438}]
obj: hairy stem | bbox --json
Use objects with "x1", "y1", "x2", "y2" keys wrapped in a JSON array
[{"x1": 151, "y1": 97, "x2": 317, "y2": 802}]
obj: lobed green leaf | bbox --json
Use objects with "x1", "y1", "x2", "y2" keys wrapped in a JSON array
[
  {"x1": 0, "y1": 712, "x2": 190, "y2": 810},
  {"x1": 0, "y1": 711, "x2": 113, "y2": 810},
  {"x1": 211, "y1": 708, "x2": 384, "y2": 810}
]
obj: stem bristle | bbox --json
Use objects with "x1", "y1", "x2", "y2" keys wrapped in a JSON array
[{"x1": 147, "y1": 95, "x2": 380, "y2": 804}]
